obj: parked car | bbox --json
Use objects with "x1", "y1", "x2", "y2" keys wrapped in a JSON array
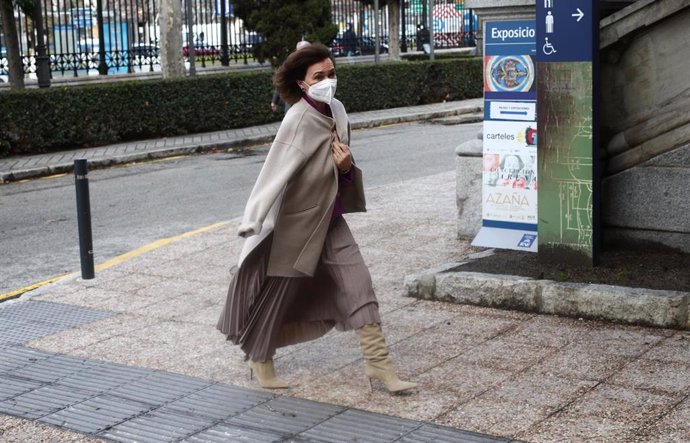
[
  {"x1": 359, "y1": 37, "x2": 388, "y2": 55},
  {"x1": 245, "y1": 32, "x2": 262, "y2": 49},
  {"x1": 130, "y1": 43, "x2": 159, "y2": 59},
  {"x1": 329, "y1": 36, "x2": 388, "y2": 57},
  {"x1": 329, "y1": 37, "x2": 347, "y2": 57},
  {"x1": 182, "y1": 44, "x2": 219, "y2": 57}
]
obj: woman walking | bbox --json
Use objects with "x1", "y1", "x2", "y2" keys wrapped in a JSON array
[{"x1": 217, "y1": 43, "x2": 417, "y2": 394}]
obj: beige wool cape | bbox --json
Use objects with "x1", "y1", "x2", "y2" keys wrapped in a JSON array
[{"x1": 236, "y1": 97, "x2": 364, "y2": 278}]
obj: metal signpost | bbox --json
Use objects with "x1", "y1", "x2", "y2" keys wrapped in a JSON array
[
  {"x1": 536, "y1": 0, "x2": 600, "y2": 265},
  {"x1": 472, "y1": 20, "x2": 539, "y2": 253}
]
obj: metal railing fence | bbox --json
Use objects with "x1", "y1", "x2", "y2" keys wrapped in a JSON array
[
  {"x1": 330, "y1": 0, "x2": 477, "y2": 56},
  {"x1": 0, "y1": 0, "x2": 476, "y2": 80}
]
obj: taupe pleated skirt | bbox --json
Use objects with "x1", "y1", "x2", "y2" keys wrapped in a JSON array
[{"x1": 216, "y1": 216, "x2": 380, "y2": 362}]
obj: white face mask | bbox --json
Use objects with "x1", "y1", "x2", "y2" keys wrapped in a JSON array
[{"x1": 303, "y1": 78, "x2": 337, "y2": 104}]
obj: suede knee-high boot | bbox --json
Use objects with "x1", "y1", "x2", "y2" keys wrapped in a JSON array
[
  {"x1": 248, "y1": 359, "x2": 289, "y2": 389},
  {"x1": 355, "y1": 323, "x2": 418, "y2": 393}
]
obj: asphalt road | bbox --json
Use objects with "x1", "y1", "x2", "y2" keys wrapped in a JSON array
[{"x1": 0, "y1": 121, "x2": 481, "y2": 295}]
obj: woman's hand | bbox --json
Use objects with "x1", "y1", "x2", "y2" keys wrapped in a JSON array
[{"x1": 332, "y1": 139, "x2": 353, "y2": 173}]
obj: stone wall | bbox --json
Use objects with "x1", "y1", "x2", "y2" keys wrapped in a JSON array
[{"x1": 600, "y1": 0, "x2": 690, "y2": 252}]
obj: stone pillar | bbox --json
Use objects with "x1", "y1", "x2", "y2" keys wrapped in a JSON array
[
  {"x1": 159, "y1": 0, "x2": 185, "y2": 78},
  {"x1": 456, "y1": 131, "x2": 483, "y2": 237},
  {"x1": 456, "y1": 0, "x2": 535, "y2": 238}
]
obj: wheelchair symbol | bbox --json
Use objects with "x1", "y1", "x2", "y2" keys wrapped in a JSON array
[{"x1": 542, "y1": 37, "x2": 557, "y2": 55}]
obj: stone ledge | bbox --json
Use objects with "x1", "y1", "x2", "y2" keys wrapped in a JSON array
[{"x1": 404, "y1": 265, "x2": 690, "y2": 330}]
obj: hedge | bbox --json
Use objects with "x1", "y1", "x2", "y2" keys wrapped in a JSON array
[{"x1": 0, "y1": 57, "x2": 482, "y2": 156}]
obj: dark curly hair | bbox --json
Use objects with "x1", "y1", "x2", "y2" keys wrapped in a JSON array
[{"x1": 274, "y1": 43, "x2": 335, "y2": 105}]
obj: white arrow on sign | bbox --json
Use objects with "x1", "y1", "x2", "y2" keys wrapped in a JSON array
[{"x1": 572, "y1": 8, "x2": 584, "y2": 22}]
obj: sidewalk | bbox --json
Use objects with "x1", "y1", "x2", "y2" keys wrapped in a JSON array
[
  {"x1": 1, "y1": 163, "x2": 689, "y2": 442},
  {"x1": 2, "y1": 98, "x2": 690, "y2": 442},
  {"x1": 0, "y1": 99, "x2": 483, "y2": 183}
]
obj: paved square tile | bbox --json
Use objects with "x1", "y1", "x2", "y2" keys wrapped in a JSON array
[
  {"x1": 455, "y1": 336, "x2": 560, "y2": 372},
  {"x1": 483, "y1": 372, "x2": 596, "y2": 409},
  {"x1": 415, "y1": 358, "x2": 515, "y2": 400},
  {"x1": 387, "y1": 323, "x2": 483, "y2": 375},
  {"x1": 635, "y1": 397, "x2": 690, "y2": 442},
  {"x1": 642, "y1": 334, "x2": 690, "y2": 364},
  {"x1": 559, "y1": 382, "x2": 679, "y2": 435},
  {"x1": 531, "y1": 343, "x2": 635, "y2": 381},
  {"x1": 435, "y1": 396, "x2": 551, "y2": 439},
  {"x1": 522, "y1": 413, "x2": 635, "y2": 443},
  {"x1": 608, "y1": 359, "x2": 690, "y2": 395}
]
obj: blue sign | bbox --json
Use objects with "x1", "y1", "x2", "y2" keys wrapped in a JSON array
[
  {"x1": 536, "y1": 0, "x2": 593, "y2": 62},
  {"x1": 484, "y1": 20, "x2": 537, "y2": 102},
  {"x1": 485, "y1": 21, "x2": 537, "y2": 57},
  {"x1": 215, "y1": 0, "x2": 233, "y2": 17},
  {"x1": 518, "y1": 233, "x2": 537, "y2": 248}
]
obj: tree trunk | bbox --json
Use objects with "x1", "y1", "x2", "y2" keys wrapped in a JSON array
[
  {"x1": 388, "y1": 1, "x2": 400, "y2": 60},
  {"x1": 0, "y1": 0, "x2": 25, "y2": 89},
  {"x1": 159, "y1": 0, "x2": 184, "y2": 78}
]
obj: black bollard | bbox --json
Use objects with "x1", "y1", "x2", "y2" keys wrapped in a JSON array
[{"x1": 74, "y1": 159, "x2": 95, "y2": 279}]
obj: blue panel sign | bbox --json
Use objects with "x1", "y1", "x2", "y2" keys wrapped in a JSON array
[
  {"x1": 473, "y1": 20, "x2": 539, "y2": 253},
  {"x1": 536, "y1": 0, "x2": 593, "y2": 62},
  {"x1": 485, "y1": 21, "x2": 537, "y2": 57}
]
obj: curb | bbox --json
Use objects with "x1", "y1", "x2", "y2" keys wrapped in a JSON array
[
  {"x1": 0, "y1": 104, "x2": 482, "y2": 183},
  {"x1": 404, "y1": 265, "x2": 690, "y2": 330},
  {"x1": 0, "y1": 134, "x2": 276, "y2": 183}
]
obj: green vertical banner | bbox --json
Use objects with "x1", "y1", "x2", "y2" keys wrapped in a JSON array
[{"x1": 536, "y1": 0, "x2": 600, "y2": 265}]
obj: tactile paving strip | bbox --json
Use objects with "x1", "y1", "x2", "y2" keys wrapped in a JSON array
[
  {"x1": 0, "y1": 299, "x2": 516, "y2": 443},
  {"x1": 161, "y1": 384, "x2": 274, "y2": 421},
  {"x1": 0, "y1": 385, "x2": 97, "y2": 419},
  {"x1": 300, "y1": 408, "x2": 420, "y2": 443},
  {"x1": 106, "y1": 372, "x2": 212, "y2": 407},
  {"x1": 182, "y1": 422, "x2": 284, "y2": 443},
  {"x1": 40, "y1": 395, "x2": 154, "y2": 434},
  {"x1": 0, "y1": 346, "x2": 55, "y2": 373},
  {"x1": 0, "y1": 300, "x2": 114, "y2": 327},
  {"x1": 399, "y1": 424, "x2": 518, "y2": 443},
  {"x1": 0, "y1": 375, "x2": 44, "y2": 401},
  {"x1": 226, "y1": 395, "x2": 346, "y2": 437},
  {"x1": 9, "y1": 354, "x2": 98, "y2": 383},
  {"x1": 101, "y1": 410, "x2": 216, "y2": 443},
  {"x1": 0, "y1": 300, "x2": 115, "y2": 348}
]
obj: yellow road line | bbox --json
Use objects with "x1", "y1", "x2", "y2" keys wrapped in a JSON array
[
  {"x1": 0, "y1": 221, "x2": 229, "y2": 302},
  {"x1": 95, "y1": 221, "x2": 228, "y2": 272},
  {"x1": 16, "y1": 173, "x2": 69, "y2": 184},
  {"x1": 0, "y1": 273, "x2": 76, "y2": 302},
  {"x1": 42, "y1": 173, "x2": 69, "y2": 180},
  {"x1": 149, "y1": 155, "x2": 188, "y2": 164}
]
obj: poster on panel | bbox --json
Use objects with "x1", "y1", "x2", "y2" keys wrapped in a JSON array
[{"x1": 473, "y1": 20, "x2": 538, "y2": 252}]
